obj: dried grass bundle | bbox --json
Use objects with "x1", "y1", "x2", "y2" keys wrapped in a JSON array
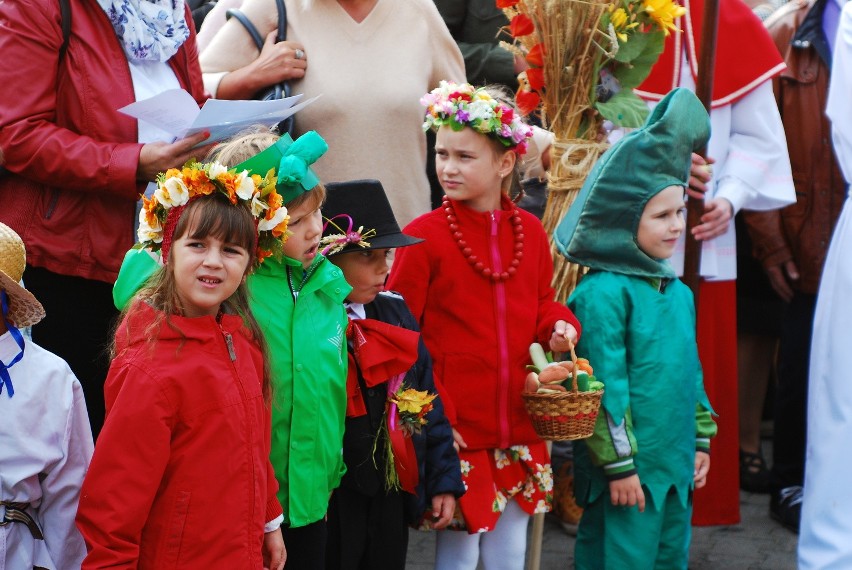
[
  {"x1": 502, "y1": 0, "x2": 681, "y2": 301},
  {"x1": 503, "y1": 0, "x2": 612, "y2": 301}
]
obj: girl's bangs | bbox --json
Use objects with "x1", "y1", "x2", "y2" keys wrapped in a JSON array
[{"x1": 178, "y1": 195, "x2": 256, "y2": 253}]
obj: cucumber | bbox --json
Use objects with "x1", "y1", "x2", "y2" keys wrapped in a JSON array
[{"x1": 529, "y1": 343, "x2": 550, "y2": 371}]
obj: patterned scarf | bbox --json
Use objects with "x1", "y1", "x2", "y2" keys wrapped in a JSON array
[{"x1": 97, "y1": 0, "x2": 190, "y2": 62}]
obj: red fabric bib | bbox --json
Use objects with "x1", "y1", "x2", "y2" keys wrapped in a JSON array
[
  {"x1": 636, "y1": 0, "x2": 786, "y2": 107},
  {"x1": 345, "y1": 318, "x2": 419, "y2": 417}
]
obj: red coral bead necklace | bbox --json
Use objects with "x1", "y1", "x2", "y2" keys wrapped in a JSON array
[{"x1": 443, "y1": 196, "x2": 524, "y2": 282}]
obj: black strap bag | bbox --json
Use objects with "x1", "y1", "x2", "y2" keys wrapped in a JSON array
[{"x1": 226, "y1": 0, "x2": 294, "y2": 135}]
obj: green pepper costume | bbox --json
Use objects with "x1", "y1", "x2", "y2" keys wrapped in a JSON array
[{"x1": 554, "y1": 88, "x2": 717, "y2": 569}]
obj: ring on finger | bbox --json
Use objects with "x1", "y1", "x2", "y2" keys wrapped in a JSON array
[{"x1": 294, "y1": 49, "x2": 305, "y2": 60}]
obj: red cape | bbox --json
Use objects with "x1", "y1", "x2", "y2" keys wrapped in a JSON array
[{"x1": 636, "y1": 0, "x2": 786, "y2": 107}]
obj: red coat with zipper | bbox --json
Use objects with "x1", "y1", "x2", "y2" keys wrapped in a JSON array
[
  {"x1": 0, "y1": 0, "x2": 206, "y2": 283},
  {"x1": 76, "y1": 302, "x2": 282, "y2": 569},
  {"x1": 388, "y1": 196, "x2": 581, "y2": 450}
]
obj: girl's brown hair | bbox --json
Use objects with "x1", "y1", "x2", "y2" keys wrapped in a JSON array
[{"x1": 116, "y1": 193, "x2": 273, "y2": 402}]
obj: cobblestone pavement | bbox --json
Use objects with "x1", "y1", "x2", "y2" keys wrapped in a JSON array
[{"x1": 406, "y1": 490, "x2": 798, "y2": 569}]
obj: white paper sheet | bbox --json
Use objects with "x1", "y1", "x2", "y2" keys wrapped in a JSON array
[{"x1": 118, "y1": 89, "x2": 320, "y2": 144}]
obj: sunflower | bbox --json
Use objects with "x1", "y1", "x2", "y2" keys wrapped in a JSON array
[{"x1": 643, "y1": 0, "x2": 686, "y2": 35}]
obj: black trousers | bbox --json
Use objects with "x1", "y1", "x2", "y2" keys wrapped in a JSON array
[
  {"x1": 282, "y1": 518, "x2": 328, "y2": 570},
  {"x1": 325, "y1": 487, "x2": 408, "y2": 570},
  {"x1": 24, "y1": 265, "x2": 118, "y2": 440},
  {"x1": 771, "y1": 292, "x2": 816, "y2": 490}
]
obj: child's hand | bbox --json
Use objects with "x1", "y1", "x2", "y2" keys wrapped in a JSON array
[
  {"x1": 262, "y1": 528, "x2": 286, "y2": 570},
  {"x1": 429, "y1": 493, "x2": 456, "y2": 529},
  {"x1": 609, "y1": 475, "x2": 646, "y2": 512},
  {"x1": 694, "y1": 451, "x2": 711, "y2": 489},
  {"x1": 549, "y1": 320, "x2": 578, "y2": 354},
  {"x1": 452, "y1": 428, "x2": 468, "y2": 452}
]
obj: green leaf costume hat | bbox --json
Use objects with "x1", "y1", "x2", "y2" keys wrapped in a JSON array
[{"x1": 554, "y1": 88, "x2": 711, "y2": 279}]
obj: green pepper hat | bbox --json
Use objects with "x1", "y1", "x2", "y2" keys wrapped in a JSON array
[
  {"x1": 235, "y1": 130, "x2": 328, "y2": 203},
  {"x1": 554, "y1": 88, "x2": 710, "y2": 279}
]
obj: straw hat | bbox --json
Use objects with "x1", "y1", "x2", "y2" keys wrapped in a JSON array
[{"x1": 0, "y1": 223, "x2": 45, "y2": 328}]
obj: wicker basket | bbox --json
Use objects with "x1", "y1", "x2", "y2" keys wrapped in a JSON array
[{"x1": 522, "y1": 345, "x2": 604, "y2": 440}]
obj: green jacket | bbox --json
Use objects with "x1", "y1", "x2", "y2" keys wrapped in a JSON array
[
  {"x1": 569, "y1": 271, "x2": 716, "y2": 510},
  {"x1": 248, "y1": 255, "x2": 350, "y2": 526},
  {"x1": 113, "y1": 248, "x2": 351, "y2": 526}
]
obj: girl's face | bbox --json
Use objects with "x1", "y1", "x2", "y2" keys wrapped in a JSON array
[
  {"x1": 435, "y1": 126, "x2": 516, "y2": 212},
  {"x1": 170, "y1": 229, "x2": 251, "y2": 318},
  {"x1": 331, "y1": 248, "x2": 391, "y2": 305},
  {"x1": 637, "y1": 185, "x2": 686, "y2": 260},
  {"x1": 282, "y1": 200, "x2": 323, "y2": 268}
]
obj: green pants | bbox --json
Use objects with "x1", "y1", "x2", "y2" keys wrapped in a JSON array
[{"x1": 575, "y1": 486, "x2": 692, "y2": 570}]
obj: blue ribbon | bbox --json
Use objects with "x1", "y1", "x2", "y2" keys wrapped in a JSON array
[{"x1": 0, "y1": 291, "x2": 25, "y2": 398}]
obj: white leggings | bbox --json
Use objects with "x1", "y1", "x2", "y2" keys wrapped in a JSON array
[{"x1": 434, "y1": 499, "x2": 530, "y2": 570}]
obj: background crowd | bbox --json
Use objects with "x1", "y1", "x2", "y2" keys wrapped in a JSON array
[{"x1": 0, "y1": 0, "x2": 849, "y2": 568}]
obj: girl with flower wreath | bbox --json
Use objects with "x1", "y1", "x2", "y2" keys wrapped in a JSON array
[
  {"x1": 387, "y1": 82, "x2": 582, "y2": 569},
  {"x1": 76, "y1": 160, "x2": 289, "y2": 569},
  {"x1": 109, "y1": 128, "x2": 351, "y2": 570}
]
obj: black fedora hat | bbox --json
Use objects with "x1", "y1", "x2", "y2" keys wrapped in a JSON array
[{"x1": 320, "y1": 179, "x2": 423, "y2": 257}]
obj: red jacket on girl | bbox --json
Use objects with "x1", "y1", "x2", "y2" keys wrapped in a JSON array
[
  {"x1": 76, "y1": 303, "x2": 282, "y2": 569},
  {"x1": 388, "y1": 196, "x2": 581, "y2": 451}
]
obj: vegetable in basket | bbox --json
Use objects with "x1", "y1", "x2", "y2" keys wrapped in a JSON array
[{"x1": 524, "y1": 343, "x2": 603, "y2": 394}]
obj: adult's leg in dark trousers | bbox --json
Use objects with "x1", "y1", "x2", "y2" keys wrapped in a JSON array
[
  {"x1": 282, "y1": 519, "x2": 328, "y2": 570},
  {"x1": 24, "y1": 265, "x2": 118, "y2": 439},
  {"x1": 772, "y1": 292, "x2": 816, "y2": 489}
]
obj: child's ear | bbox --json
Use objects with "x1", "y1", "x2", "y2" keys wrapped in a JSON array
[{"x1": 498, "y1": 149, "x2": 517, "y2": 179}]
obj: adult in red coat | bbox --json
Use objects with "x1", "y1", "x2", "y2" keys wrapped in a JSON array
[{"x1": 0, "y1": 0, "x2": 213, "y2": 438}]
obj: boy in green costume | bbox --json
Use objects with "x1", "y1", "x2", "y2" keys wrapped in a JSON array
[
  {"x1": 113, "y1": 130, "x2": 351, "y2": 568},
  {"x1": 554, "y1": 88, "x2": 717, "y2": 569}
]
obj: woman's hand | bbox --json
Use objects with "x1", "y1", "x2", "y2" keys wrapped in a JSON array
[
  {"x1": 216, "y1": 34, "x2": 307, "y2": 100},
  {"x1": 137, "y1": 131, "x2": 217, "y2": 182},
  {"x1": 247, "y1": 33, "x2": 307, "y2": 87},
  {"x1": 262, "y1": 528, "x2": 286, "y2": 570}
]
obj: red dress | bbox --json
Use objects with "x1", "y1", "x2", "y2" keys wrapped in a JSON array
[{"x1": 388, "y1": 196, "x2": 581, "y2": 532}]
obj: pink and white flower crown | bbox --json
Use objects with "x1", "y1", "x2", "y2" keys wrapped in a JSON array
[
  {"x1": 138, "y1": 159, "x2": 289, "y2": 265},
  {"x1": 421, "y1": 81, "x2": 534, "y2": 155}
]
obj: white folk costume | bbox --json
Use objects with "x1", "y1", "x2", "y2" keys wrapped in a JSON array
[
  {"x1": 0, "y1": 223, "x2": 93, "y2": 570},
  {"x1": 799, "y1": 3, "x2": 852, "y2": 567},
  {"x1": 636, "y1": 0, "x2": 796, "y2": 525}
]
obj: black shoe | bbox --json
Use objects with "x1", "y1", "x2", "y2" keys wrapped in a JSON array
[
  {"x1": 740, "y1": 449, "x2": 772, "y2": 493},
  {"x1": 770, "y1": 485, "x2": 802, "y2": 533}
]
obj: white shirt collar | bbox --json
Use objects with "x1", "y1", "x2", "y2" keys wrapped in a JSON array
[{"x1": 345, "y1": 302, "x2": 366, "y2": 320}]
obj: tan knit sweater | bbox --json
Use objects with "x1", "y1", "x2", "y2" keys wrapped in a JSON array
[{"x1": 199, "y1": 0, "x2": 465, "y2": 227}]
